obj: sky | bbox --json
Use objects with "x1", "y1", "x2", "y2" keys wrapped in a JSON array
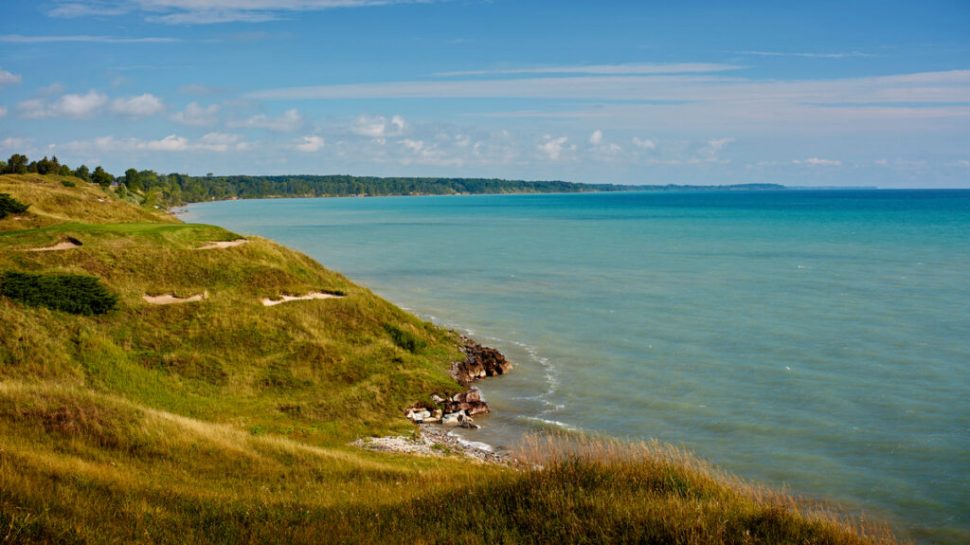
[{"x1": 1, "y1": 0, "x2": 969, "y2": 188}]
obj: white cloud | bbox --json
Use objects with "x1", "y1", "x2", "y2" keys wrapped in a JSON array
[
  {"x1": 537, "y1": 135, "x2": 574, "y2": 161},
  {"x1": 19, "y1": 91, "x2": 108, "y2": 118},
  {"x1": 111, "y1": 93, "x2": 164, "y2": 117},
  {"x1": 59, "y1": 91, "x2": 108, "y2": 117},
  {"x1": 171, "y1": 102, "x2": 220, "y2": 126},
  {"x1": 793, "y1": 157, "x2": 842, "y2": 166},
  {"x1": 684, "y1": 137, "x2": 735, "y2": 164},
  {"x1": 47, "y1": 2, "x2": 129, "y2": 17},
  {"x1": 586, "y1": 129, "x2": 623, "y2": 161},
  {"x1": 48, "y1": 1, "x2": 429, "y2": 25},
  {"x1": 146, "y1": 134, "x2": 189, "y2": 151},
  {"x1": 0, "y1": 106, "x2": 6, "y2": 118},
  {"x1": 350, "y1": 114, "x2": 407, "y2": 143},
  {"x1": 38, "y1": 83, "x2": 65, "y2": 96},
  {"x1": 230, "y1": 108, "x2": 302, "y2": 132},
  {"x1": 296, "y1": 135, "x2": 325, "y2": 152},
  {"x1": 198, "y1": 132, "x2": 249, "y2": 152},
  {"x1": 0, "y1": 69, "x2": 22, "y2": 87},
  {"x1": 1, "y1": 137, "x2": 29, "y2": 150},
  {"x1": 707, "y1": 137, "x2": 734, "y2": 152},
  {"x1": 436, "y1": 63, "x2": 743, "y2": 77},
  {"x1": 734, "y1": 50, "x2": 876, "y2": 59},
  {"x1": 248, "y1": 70, "x2": 970, "y2": 109},
  {"x1": 179, "y1": 84, "x2": 223, "y2": 96},
  {"x1": 66, "y1": 133, "x2": 252, "y2": 154},
  {"x1": 632, "y1": 137, "x2": 656, "y2": 150},
  {"x1": 0, "y1": 34, "x2": 177, "y2": 43},
  {"x1": 397, "y1": 138, "x2": 462, "y2": 167}
]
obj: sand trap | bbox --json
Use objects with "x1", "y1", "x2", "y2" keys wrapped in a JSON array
[
  {"x1": 261, "y1": 292, "x2": 343, "y2": 307},
  {"x1": 196, "y1": 239, "x2": 248, "y2": 250},
  {"x1": 144, "y1": 292, "x2": 207, "y2": 305},
  {"x1": 25, "y1": 239, "x2": 82, "y2": 252}
]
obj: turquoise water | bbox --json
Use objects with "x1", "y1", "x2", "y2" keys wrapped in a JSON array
[{"x1": 184, "y1": 190, "x2": 970, "y2": 544}]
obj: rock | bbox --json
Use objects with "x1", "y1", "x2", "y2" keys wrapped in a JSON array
[
  {"x1": 457, "y1": 414, "x2": 479, "y2": 429},
  {"x1": 405, "y1": 408, "x2": 431, "y2": 423},
  {"x1": 441, "y1": 412, "x2": 462, "y2": 426},
  {"x1": 452, "y1": 338, "x2": 513, "y2": 385},
  {"x1": 464, "y1": 402, "x2": 490, "y2": 416},
  {"x1": 405, "y1": 337, "x2": 511, "y2": 430},
  {"x1": 452, "y1": 388, "x2": 481, "y2": 404}
]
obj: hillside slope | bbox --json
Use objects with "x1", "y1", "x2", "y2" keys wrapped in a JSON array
[{"x1": 0, "y1": 174, "x2": 895, "y2": 544}]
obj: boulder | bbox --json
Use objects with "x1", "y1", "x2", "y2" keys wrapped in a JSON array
[
  {"x1": 452, "y1": 338, "x2": 513, "y2": 385},
  {"x1": 405, "y1": 408, "x2": 431, "y2": 423},
  {"x1": 441, "y1": 412, "x2": 462, "y2": 426},
  {"x1": 451, "y1": 388, "x2": 481, "y2": 404},
  {"x1": 457, "y1": 414, "x2": 479, "y2": 429}
]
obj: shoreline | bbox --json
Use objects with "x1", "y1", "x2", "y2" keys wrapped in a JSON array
[
  {"x1": 353, "y1": 424, "x2": 512, "y2": 464},
  {"x1": 178, "y1": 197, "x2": 956, "y2": 544}
]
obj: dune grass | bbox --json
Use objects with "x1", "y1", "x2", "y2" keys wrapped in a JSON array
[{"x1": 0, "y1": 173, "x2": 899, "y2": 544}]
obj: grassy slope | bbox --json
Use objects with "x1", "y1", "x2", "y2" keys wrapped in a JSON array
[{"x1": 0, "y1": 174, "x2": 896, "y2": 544}]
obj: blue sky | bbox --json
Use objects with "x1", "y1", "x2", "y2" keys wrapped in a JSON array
[{"x1": 1, "y1": 0, "x2": 969, "y2": 187}]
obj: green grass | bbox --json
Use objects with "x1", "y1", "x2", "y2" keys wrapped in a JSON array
[{"x1": 0, "y1": 173, "x2": 899, "y2": 544}]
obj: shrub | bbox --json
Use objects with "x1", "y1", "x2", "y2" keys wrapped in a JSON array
[
  {"x1": 61, "y1": 180, "x2": 77, "y2": 188},
  {"x1": 0, "y1": 193, "x2": 29, "y2": 219},
  {"x1": 0, "y1": 271, "x2": 118, "y2": 315},
  {"x1": 384, "y1": 323, "x2": 426, "y2": 353}
]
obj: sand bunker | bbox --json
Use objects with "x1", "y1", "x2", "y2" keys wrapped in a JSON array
[
  {"x1": 261, "y1": 292, "x2": 343, "y2": 307},
  {"x1": 144, "y1": 292, "x2": 207, "y2": 305},
  {"x1": 196, "y1": 239, "x2": 248, "y2": 250},
  {"x1": 25, "y1": 238, "x2": 82, "y2": 252}
]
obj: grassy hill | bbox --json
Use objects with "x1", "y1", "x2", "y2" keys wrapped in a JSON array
[{"x1": 0, "y1": 173, "x2": 896, "y2": 544}]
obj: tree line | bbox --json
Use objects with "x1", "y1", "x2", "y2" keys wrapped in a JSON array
[
  {"x1": 2, "y1": 153, "x2": 114, "y2": 186},
  {"x1": 2, "y1": 152, "x2": 783, "y2": 207},
  {"x1": 2, "y1": 153, "x2": 635, "y2": 205}
]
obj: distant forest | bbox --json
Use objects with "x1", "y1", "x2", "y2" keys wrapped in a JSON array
[
  {"x1": 2, "y1": 153, "x2": 784, "y2": 206},
  {"x1": 151, "y1": 174, "x2": 637, "y2": 203}
]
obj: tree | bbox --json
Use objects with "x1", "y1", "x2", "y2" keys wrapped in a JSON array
[
  {"x1": 4, "y1": 154, "x2": 28, "y2": 174},
  {"x1": 74, "y1": 164, "x2": 91, "y2": 182},
  {"x1": 36, "y1": 156, "x2": 53, "y2": 175},
  {"x1": 58, "y1": 164, "x2": 72, "y2": 176},
  {"x1": 124, "y1": 168, "x2": 143, "y2": 192},
  {"x1": 92, "y1": 166, "x2": 113, "y2": 188}
]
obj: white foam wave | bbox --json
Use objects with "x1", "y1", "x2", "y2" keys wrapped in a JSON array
[
  {"x1": 446, "y1": 432, "x2": 494, "y2": 452},
  {"x1": 521, "y1": 416, "x2": 580, "y2": 432}
]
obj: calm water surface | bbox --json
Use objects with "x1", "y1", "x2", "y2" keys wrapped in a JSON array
[{"x1": 184, "y1": 190, "x2": 970, "y2": 544}]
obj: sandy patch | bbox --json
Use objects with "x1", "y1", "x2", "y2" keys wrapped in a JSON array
[
  {"x1": 261, "y1": 292, "x2": 343, "y2": 306},
  {"x1": 196, "y1": 239, "x2": 248, "y2": 250},
  {"x1": 143, "y1": 292, "x2": 207, "y2": 305},
  {"x1": 25, "y1": 239, "x2": 82, "y2": 252}
]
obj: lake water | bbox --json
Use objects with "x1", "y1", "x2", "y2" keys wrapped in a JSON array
[{"x1": 184, "y1": 190, "x2": 970, "y2": 544}]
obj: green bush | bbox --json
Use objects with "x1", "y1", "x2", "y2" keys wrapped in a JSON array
[
  {"x1": 0, "y1": 193, "x2": 29, "y2": 219},
  {"x1": 61, "y1": 180, "x2": 77, "y2": 188},
  {"x1": 384, "y1": 324, "x2": 426, "y2": 353},
  {"x1": 0, "y1": 271, "x2": 118, "y2": 315}
]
